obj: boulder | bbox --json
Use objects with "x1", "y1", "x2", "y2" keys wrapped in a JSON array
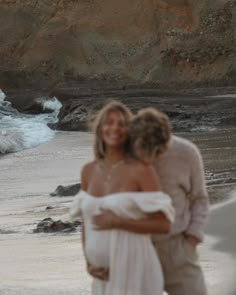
[
  {"x1": 50, "y1": 183, "x2": 81, "y2": 197},
  {"x1": 22, "y1": 100, "x2": 54, "y2": 114},
  {"x1": 33, "y1": 217, "x2": 81, "y2": 233}
]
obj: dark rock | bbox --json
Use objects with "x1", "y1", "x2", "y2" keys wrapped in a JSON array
[
  {"x1": 50, "y1": 183, "x2": 81, "y2": 197},
  {"x1": 165, "y1": 111, "x2": 180, "y2": 118},
  {"x1": 22, "y1": 100, "x2": 54, "y2": 114},
  {"x1": 47, "y1": 123, "x2": 58, "y2": 130},
  {"x1": 56, "y1": 101, "x2": 90, "y2": 131},
  {"x1": 221, "y1": 115, "x2": 236, "y2": 125},
  {"x1": 46, "y1": 206, "x2": 53, "y2": 210},
  {"x1": 33, "y1": 218, "x2": 81, "y2": 233},
  {"x1": 6, "y1": 90, "x2": 56, "y2": 114},
  {"x1": 0, "y1": 229, "x2": 17, "y2": 234},
  {"x1": 180, "y1": 113, "x2": 192, "y2": 120}
]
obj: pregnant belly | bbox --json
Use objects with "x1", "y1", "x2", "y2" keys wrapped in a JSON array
[{"x1": 85, "y1": 230, "x2": 110, "y2": 268}]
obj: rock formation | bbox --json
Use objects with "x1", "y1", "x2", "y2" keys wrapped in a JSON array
[
  {"x1": 33, "y1": 217, "x2": 81, "y2": 233},
  {"x1": 50, "y1": 183, "x2": 81, "y2": 197},
  {"x1": 0, "y1": 0, "x2": 235, "y2": 89}
]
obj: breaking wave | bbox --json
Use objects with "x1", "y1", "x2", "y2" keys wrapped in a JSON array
[{"x1": 0, "y1": 89, "x2": 62, "y2": 154}]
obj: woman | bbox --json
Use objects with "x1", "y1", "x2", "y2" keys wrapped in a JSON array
[{"x1": 71, "y1": 101, "x2": 174, "y2": 295}]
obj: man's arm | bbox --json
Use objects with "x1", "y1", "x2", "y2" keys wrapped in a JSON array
[{"x1": 185, "y1": 144, "x2": 209, "y2": 242}]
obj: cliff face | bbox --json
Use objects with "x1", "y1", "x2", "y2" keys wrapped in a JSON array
[{"x1": 0, "y1": 0, "x2": 235, "y2": 89}]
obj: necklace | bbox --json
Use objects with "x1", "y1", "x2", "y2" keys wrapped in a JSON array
[{"x1": 99, "y1": 159, "x2": 125, "y2": 187}]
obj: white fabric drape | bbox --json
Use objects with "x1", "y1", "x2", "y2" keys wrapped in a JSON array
[{"x1": 70, "y1": 191, "x2": 175, "y2": 295}]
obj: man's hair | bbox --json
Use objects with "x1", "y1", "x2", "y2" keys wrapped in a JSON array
[{"x1": 129, "y1": 108, "x2": 171, "y2": 160}]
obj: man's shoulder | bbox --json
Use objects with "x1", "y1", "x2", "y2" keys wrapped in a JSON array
[
  {"x1": 170, "y1": 135, "x2": 201, "y2": 158},
  {"x1": 172, "y1": 135, "x2": 198, "y2": 150}
]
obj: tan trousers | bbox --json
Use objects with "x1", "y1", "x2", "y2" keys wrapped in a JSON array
[{"x1": 153, "y1": 235, "x2": 208, "y2": 295}]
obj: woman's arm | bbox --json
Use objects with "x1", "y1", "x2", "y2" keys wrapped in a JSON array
[
  {"x1": 93, "y1": 164, "x2": 171, "y2": 234},
  {"x1": 93, "y1": 209, "x2": 170, "y2": 234}
]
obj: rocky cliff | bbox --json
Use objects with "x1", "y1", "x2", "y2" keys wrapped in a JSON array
[{"x1": 0, "y1": 0, "x2": 236, "y2": 89}]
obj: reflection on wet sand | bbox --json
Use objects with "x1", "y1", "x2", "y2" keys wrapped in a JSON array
[{"x1": 201, "y1": 193, "x2": 236, "y2": 295}]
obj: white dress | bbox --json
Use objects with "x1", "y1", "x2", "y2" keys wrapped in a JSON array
[{"x1": 70, "y1": 190, "x2": 175, "y2": 295}]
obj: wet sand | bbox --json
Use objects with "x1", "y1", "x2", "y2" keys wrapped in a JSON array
[
  {"x1": 0, "y1": 130, "x2": 236, "y2": 294},
  {"x1": 182, "y1": 127, "x2": 236, "y2": 204},
  {"x1": 200, "y1": 195, "x2": 236, "y2": 295}
]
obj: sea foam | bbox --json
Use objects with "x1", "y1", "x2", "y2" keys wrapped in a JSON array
[
  {"x1": 36, "y1": 96, "x2": 62, "y2": 112},
  {"x1": 0, "y1": 90, "x2": 62, "y2": 154}
]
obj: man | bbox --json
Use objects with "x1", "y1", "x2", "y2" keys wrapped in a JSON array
[{"x1": 152, "y1": 134, "x2": 209, "y2": 295}]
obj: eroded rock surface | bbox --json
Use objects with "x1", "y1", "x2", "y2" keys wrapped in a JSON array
[{"x1": 0, "y1": 0, "x2": 235, "y2": 89}]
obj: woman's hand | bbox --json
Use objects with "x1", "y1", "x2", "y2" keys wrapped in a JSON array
[
  {"x1": 87, "y1": 262, "x2": 109, "y2": 280},
  {"x1": 93, "y1": 208, "x2": 121, "y2": 230}
]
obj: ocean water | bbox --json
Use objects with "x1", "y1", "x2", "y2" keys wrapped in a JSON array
[{"x1": 0, "y1": 89, "x2": 62, "y2": 154}]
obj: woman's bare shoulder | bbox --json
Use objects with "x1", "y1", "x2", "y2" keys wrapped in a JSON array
[
  {"x1": 81, "y1": 160, "x2": 97, "y2": 176},
  {"x1": 127, "y1": 158, "x2": 157, "y2": 176},
  {"x1": 127, "y1": 158, "x2": 160, "y2": 191}
]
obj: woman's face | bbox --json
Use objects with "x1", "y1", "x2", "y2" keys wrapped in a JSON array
[{"x1": 102, "y1": 111, "x2": 128, "y2": 149}]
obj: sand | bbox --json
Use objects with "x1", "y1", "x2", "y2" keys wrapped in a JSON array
[
  {"x1": 0, "y1": 131, "x2": 236, "y2": 295},
  {"x1": 0, "y1": 132, "x2": 92, "y2": 294},
  {"x1": 199, "y1": 195, "x2": 236, "y2": 295}
]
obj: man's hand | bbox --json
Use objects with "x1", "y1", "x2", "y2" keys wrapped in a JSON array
[
  {"x1": 93, "y1": 208, "x2": 121, "y2": 230},
  {"x1": 87, "y1": 262, "x2": 109, "y2": 280},
  {"x1": 184, "y1": 233, "x2": 200, "y2": 248}
]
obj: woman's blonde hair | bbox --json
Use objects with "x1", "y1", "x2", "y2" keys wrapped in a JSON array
[
  {"x1": 91, "y1": 100, "x2": 133, "y2": 159},
  {"x1": 129, "y1": 108, "x2": 171, "y2": 160}
]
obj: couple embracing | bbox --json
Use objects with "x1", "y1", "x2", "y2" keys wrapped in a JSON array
[{"x1": 71, "y1": 101, "x2": 209, "y2": 295}]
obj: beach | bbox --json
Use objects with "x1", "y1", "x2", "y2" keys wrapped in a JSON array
[
  {"x1": 201, "y1": 197, "x2": 236, "y2": 295},
  {"x1": 0, "y1": 132, "x2": 92, "y2": 294},
  {"x1": 0, "y1": 130, "x2": 236, "y2": 295}
]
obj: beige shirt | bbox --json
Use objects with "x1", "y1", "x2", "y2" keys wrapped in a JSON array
[{"x1": 152, "y1": 135, "x2": 209, "y2": 242}]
